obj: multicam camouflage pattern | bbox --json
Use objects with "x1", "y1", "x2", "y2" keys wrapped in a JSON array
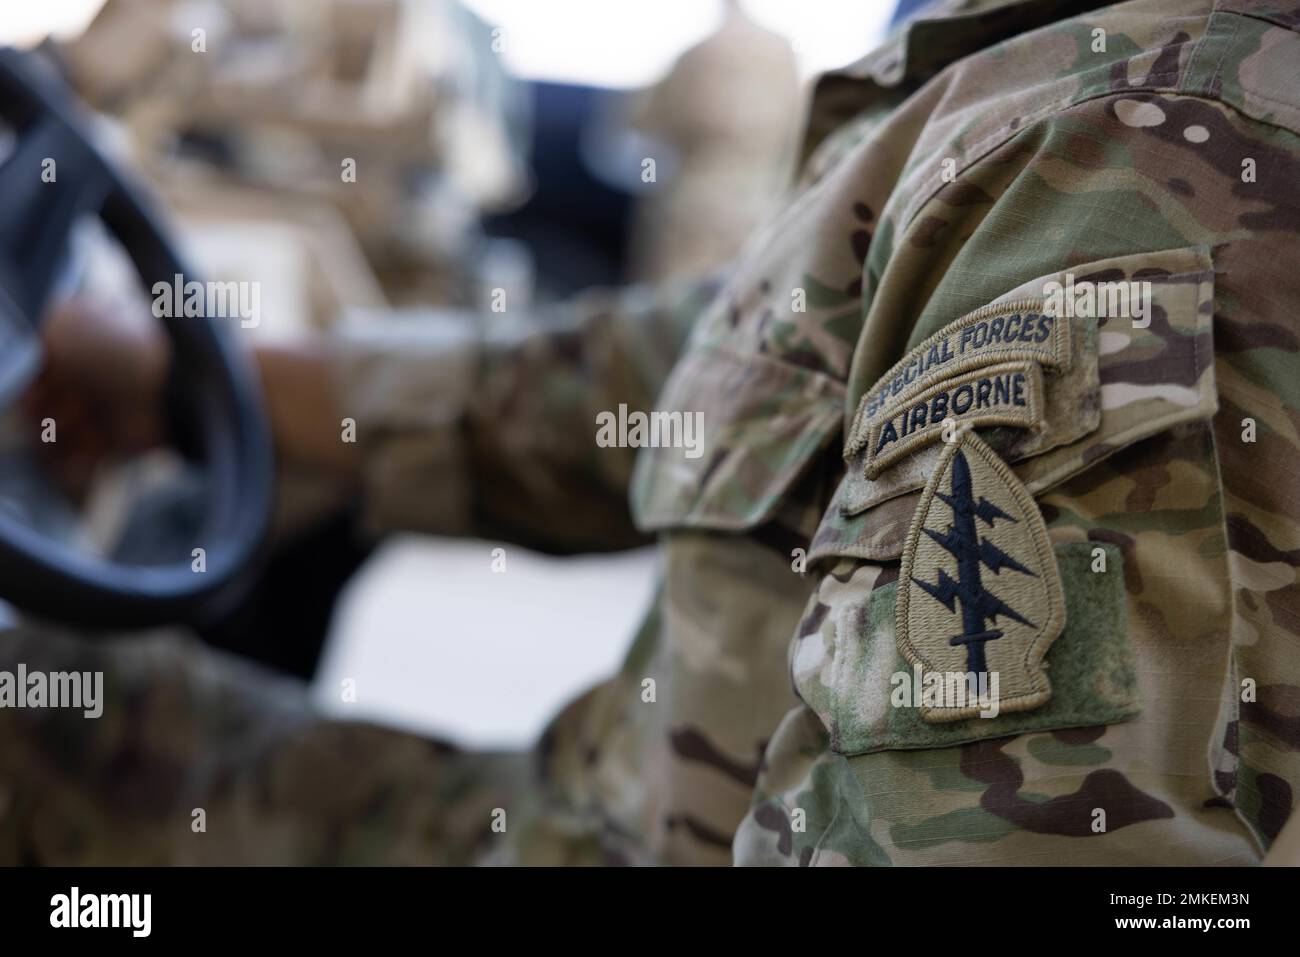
[
  {"x1": 735, "y1": 0, "x2": 1300, "y2": 864},
  {"x1": 2, "y1": 0, "x2": 1299, "y2": 865},
  {"x1": 0, "y1": 624, "x2": 531, "y2": 865}
]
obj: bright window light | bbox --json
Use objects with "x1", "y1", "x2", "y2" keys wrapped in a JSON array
[
  {"x1": 744, "y1": 0, "x2": 895, "y2": 78},
  {"x1": 3, "y1": 1, "x2": 895, "y2": 87},
  {"x1": 465, "y1": 0, "x2": 894, "y2": 88},
  {"x1": 0, "y1": 0, "x2": 106, "y2": 45},
  {"x1": 463, "y1": 0, "x2": 726, "y2": 89}
]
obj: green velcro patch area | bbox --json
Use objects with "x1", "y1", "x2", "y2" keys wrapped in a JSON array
[{"x1": 830, "y1": 542, "x2": 1139, "y2": 755}]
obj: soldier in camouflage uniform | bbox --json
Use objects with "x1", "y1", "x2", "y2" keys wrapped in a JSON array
[{"x1": 3, "y1": 0, "x2": 1299, "y2": 865}]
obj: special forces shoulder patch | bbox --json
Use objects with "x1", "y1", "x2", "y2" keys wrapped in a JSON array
[
  {"x1": 896, "y1": 429, "x2": 1065, "y2": 723},
  {"x1": 862, "y1": 360, "x2": 1042, "y2": 478},
  {"x1": 846, "y1": 299, "x2": 1068, "y2": 460}
]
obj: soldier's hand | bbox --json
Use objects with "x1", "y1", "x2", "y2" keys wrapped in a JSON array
[{"x1": 20, "y1": 297, "x2": 170, "y2": 501}]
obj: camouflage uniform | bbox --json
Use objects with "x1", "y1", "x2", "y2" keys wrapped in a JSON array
[{"x1": 3, "y1": 0, "x2": 1300, "y2": 865}]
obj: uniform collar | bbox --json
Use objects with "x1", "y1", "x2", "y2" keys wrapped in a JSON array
[{"x1": 801, "y1": 0, "x2": 1114, "y2": 161}]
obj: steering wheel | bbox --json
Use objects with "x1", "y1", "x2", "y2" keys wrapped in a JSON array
[{"x1": 0, "y1": 48, "x2": 273, "y2": 629}]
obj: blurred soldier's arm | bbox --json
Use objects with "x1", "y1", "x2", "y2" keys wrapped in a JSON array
[
  {"x1": 35, "y1": 270, "x2": 722, "y2": 553},
  {"x1": 282, "y1": 279, "x2": 720, "y2": 551},
  {"x1": 35, "y1": 277, "x2": 721, "y2": 554}
]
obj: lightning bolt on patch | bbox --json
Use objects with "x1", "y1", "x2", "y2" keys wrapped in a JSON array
[{"x1": 896, "y1": 431, "x2": 1066, "y2": 722}]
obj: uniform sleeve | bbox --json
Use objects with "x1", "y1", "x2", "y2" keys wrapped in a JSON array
[
  {"x1": 330, "y1": 276, "x2": 722, "y2": 552},
  {"x1": 736, "y1": 80, "x2": 1300, "y2": 866}
]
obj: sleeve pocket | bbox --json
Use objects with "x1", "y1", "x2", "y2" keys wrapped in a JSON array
[{"x1": 630, "y1": 344, "x2": 844, "y2": 535}]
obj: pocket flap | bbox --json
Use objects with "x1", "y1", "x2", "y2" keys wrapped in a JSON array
[{"x1": 631, "y1": 345, "x2": 845, "y2": 532}]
